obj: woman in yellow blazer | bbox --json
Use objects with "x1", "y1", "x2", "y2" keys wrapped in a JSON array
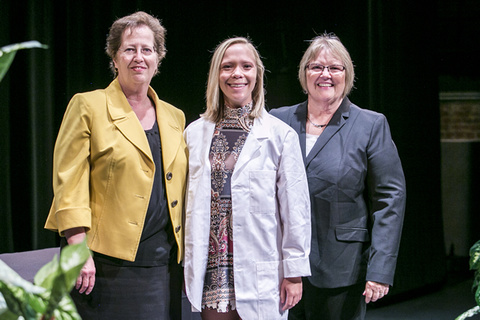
[{"x1": 44, "y1": 12, "x2": 187, "y2": 320}]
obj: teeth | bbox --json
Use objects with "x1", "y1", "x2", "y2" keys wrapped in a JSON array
[
  {"x1": 317, "y1": 83, "x2": 332, "y2": 87},
  {"x1": 230, "y1": 84, "x2": 246, "y2": 88}
]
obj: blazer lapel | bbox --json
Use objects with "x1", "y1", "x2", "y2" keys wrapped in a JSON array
[
  {"x1": 293, "y1": 101, "x2": 308, "y2": 165},
  {"x1": 150, "y1": 89, "x2": 183, "y2": 171},
  {"x1": 306, "y1": 98, "x2": 351, "y2": 167},
  {"x1": 106, "y1": 79, "x2": 153, "y2": 160}
]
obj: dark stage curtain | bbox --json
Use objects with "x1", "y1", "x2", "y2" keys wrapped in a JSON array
[
  {"x1": 1, "y1": 0, "x2": 450, "y2": 299},
  {"x1": 1, "y1": 0, "x2": 57, "y2": 252},
  {"x1": 364, "y1": 1, "x2": 446, "y2": 296}
]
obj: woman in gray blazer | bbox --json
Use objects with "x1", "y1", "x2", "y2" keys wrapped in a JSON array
[{"x1": 270, "y1": 33, "x2": 406, "y2": 320}]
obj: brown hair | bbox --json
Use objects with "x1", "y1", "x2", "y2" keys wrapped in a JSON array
[{"x1": 105, "y1": 11, "x2": 166, "y2": 76}]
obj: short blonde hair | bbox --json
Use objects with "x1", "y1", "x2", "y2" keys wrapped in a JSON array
[
  {"x1": 105, "y1": 11, "x2": 166, "y2": 76},
  {"x1": 298, "y1": 33, "x2": 355, "y2": 98},
  {"x1": 202, "y1": 37, "x2": 265, "y2": 123}
]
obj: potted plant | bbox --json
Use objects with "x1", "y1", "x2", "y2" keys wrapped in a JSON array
[
  {"x1": 0, "y1": 241, "x2": 90, "y2": 320},
  {"x1": 456, "y1": 240, "x2": 480, "y2": 320}
]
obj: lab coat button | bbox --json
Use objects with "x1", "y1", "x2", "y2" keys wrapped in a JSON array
[
  {"x1": 171, "y1": 200, "x2": 178, "y2": 207},
  {"x1": 166, "y1": 172, "x2": 173, "y2": 180},
  {"x1": 175, "y1": 225, "x2": 181, "y2": 233}
]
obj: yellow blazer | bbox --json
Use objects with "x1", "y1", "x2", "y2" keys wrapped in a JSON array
[{"x1": 45, "y1": 79, "x2": 187, "y2": 263}]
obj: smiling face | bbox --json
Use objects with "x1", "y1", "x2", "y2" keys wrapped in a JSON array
[
  {"x1": 114, "y1": 25, "x2": 158, "y2": 90},
  {"x1": 306, "y1": 49, "x2": 346, "y2": 106},
  {"x1": 219, "y1": 43, "x2": 257, "y2": 108}
]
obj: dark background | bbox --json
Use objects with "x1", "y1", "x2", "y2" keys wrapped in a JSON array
[{"x1": 1, "y1": 0, "x2": 479, "y2": 303}]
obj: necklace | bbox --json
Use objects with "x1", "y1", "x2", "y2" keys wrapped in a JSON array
[{"x1": 307, "y1": 117, "x2": 328, "y2": 128}]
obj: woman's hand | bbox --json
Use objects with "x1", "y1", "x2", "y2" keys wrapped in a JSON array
[
  {"x1": 280, "y1": 277, "x2": 302, "y2": 311},
  {"x1": 76, "y1": 255, "x2": 96, "y2": 294},
  {"x1": 363, "y1": 281, "x2": 389, "y2": 303},
  {"x1": 64, "y1": 227, "x2": 96, "y2": 295}
]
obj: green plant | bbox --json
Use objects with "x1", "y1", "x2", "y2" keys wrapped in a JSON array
[
  {"x1": 0, "y1": 41, "x2": 48, "y2": 83},
  {"x1": 456, "y1": 240, "x2": 480, "y2": 320},
  {"x1": 0, "y1": 241, "x2": 90, "y2": 320}
]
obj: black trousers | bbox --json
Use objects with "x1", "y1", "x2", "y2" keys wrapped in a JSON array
[{"x1": 288, "y1": 278, "x2": 366, "y2": 320}]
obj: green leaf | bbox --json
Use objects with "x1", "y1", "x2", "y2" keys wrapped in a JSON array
[
  {"x1": 0, "y1": 50, "x2": 16, "y2": 83},
  {"x1": 457, "y1": 241, "x2": 480, "y2": 319},
  {"x1": 470, "y1": 240, "x2": 480, "y2": 271},
  {"x1": 0, "y1": 291, "x2": 6, "y2": 312},
  {"x1": 0, "y1": 241, "x2": 88, "y2": 319},
  {"x1": 469, "y1": 240, "x2": 480, "y2": 308},
  {"x1": 34, "y1": 254, "x2": 60, "y2": 291},
  {"x1": 52, "y1": 295, "x2": 82, "y2": 320},
  {"x1": 0, "y1": 40, "x2": 48, "y2": 55},
  {"x1": 0, "y1": 260, "x2": 45, "y2": 295},
  {"x1": 35, "y1": 241, "x2": 90, "y2": 319},
  {"x1": 0, "y1": 40, "x2": 48, "y2": 83},
  {"x1": 476, "y1": 285, "x2": 480, "y2": 309},
  {"x1": 455, "y1": 306, "x2": 480, "y2": 320},
  {"x1": 59, "y1": 242, "x2": 91, "y2": 292},
  {"x1": 0, "y1": 307, "x2": 21, "y2": 320},
  {"x1": 0, "y1": 282, "x2": 39, "y2": 319},
  {"x1": 0, "y1": 259, "x2": 47, "y2": 318}
]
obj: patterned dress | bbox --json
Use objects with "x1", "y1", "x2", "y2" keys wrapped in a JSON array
[{"x1": 202, "y1": 103, "x2": 254, "y2": 312}]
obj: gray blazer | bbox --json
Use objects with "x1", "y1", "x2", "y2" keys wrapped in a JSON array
[{"x1": 270, "y1": 98, "x2": 406, "y2": 288}]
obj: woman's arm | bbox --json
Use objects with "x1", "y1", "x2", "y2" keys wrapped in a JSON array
[
  {"x1": 54, "y1": 94, "x2": 95, "y2": 294},
  {"x1": 64, "y1": 227, "x2": 95, "y2": 295},
  {"x1": 366, "y1": 114, "x2": 406, "y2": 286},
  {"x1": 51, "y1": 94, "x2": 93, "y2": 235}
]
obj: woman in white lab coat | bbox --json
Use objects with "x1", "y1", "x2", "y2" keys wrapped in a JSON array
[{"x1": 183, "y1": 37, "x2": 311, "y2": 320}]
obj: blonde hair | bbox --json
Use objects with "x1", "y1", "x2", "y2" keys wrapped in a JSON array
[
  {"x1": 298, "y1": 33, "x2": 355, "y2": 98},
  {"x1": 105, "y1": 11, "x2": 166, "y2": 76},
  {"x1": 202, "y1": 37, "x2": 265, "y2": 123}
]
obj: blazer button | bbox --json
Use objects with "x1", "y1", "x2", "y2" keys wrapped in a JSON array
[
  {"x1": 166, "y1": 172, "x2": 173, "y2": 180},
  {"x1": 175, "y1": 225, "x2": 181, "y2": 233},
  {"x1": 171, "y1": 200, "x2": 178, "y2": 207}
]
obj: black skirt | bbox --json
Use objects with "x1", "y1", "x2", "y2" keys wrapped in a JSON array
[{"x1": 71, "y1": 256, "x2": 182, "y2": 320}]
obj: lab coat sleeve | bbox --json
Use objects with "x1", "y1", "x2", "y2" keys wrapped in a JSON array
[{"x1": 276, "y1": 129, "x2": 312, "y2": 278}]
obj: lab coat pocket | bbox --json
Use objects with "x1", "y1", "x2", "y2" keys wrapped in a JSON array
[
  {"x1": 249, "y1": 170, "x2": 276, "y2": 214},
  {"x1": 256, "y1": 261, "x2": 282, "y2": 315}
]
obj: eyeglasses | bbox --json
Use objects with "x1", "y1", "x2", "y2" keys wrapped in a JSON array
[
  {"x1": 120, "y1": 46, "x2": 156, "y2": 57},
  {"x1": 306, "y1": 64, "x2": 345, "y2": 75}
]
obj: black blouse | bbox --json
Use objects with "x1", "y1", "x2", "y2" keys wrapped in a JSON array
[{"x1": 94, "y1": 120, "x2": 174, "y2": 267}]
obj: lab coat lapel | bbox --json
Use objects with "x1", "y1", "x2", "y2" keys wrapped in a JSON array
[
  {"x1": 106, "y1": 79, "x2": 153, "y2": 160},
  {"x1": 232, "y1": 110, "x2": 269, "y2": 179},
  {"x1": 199, "y1": 121, "x2": 216, "y2": 166}
]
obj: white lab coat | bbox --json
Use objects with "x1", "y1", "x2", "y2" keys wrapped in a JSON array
[{"x1": 184, "y1": 109, "x2": 311, "y2": 320}]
